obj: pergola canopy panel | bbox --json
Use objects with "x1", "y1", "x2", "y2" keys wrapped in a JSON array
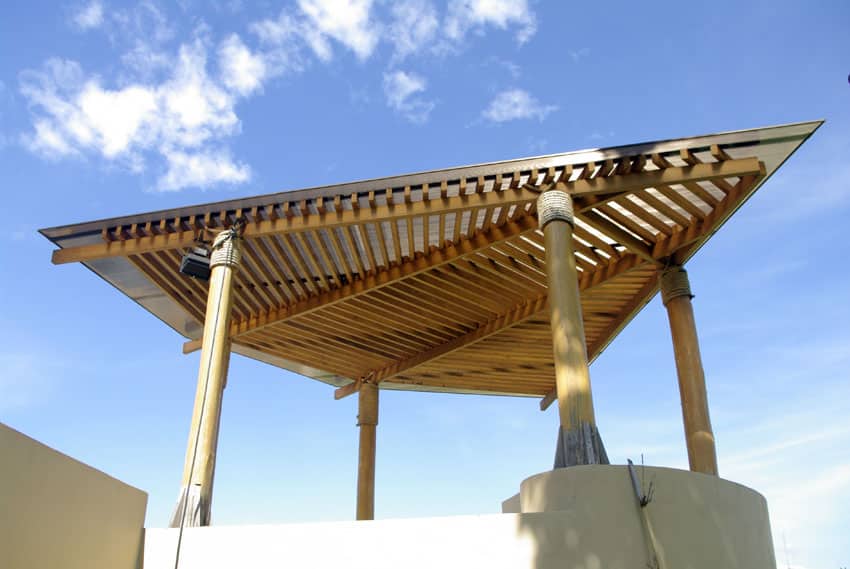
[{"x1": 41, "y1": 121, "x2": 821, "y2": 398}]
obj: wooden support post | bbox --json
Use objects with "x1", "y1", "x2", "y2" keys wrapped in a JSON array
[
  {"x1": 170, "y1": 230, "x2": 242, "y2": 527},
  {"x1": 356, "y1": 381, "x2": 379, "y2": 520},
  {"x1": 539, "y1": 189, "x2": 608, "y2": 467},
  {"x1": 661, "y1": 266, "x2": 718, "y2": 476}
]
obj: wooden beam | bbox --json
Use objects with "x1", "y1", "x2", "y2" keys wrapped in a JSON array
[
  {"x1": 51, "y1": 188, "x2": 541, "y2": 265},
  {"x1": 334, "y1": 380, "x2": 361, "y2": 400},
  {"x1": 232, "y1": 215, "x2": 539, "y2": 338},
  {"x1": 183, "y1": 338, "x2": 202, "y2": 354}
]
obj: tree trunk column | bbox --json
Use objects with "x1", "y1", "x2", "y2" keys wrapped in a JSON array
[
  {"x1": 170, "y1": 229, "x2": 242, "y2": 527},
  {"x1": 538, "y1": 189, "x2": 608, "y2": 467},
  {"x1": 661, "y1": 265, "x2": 718, "y2": 476},
  {"x1": 356, "y1": 381, "x2": 379, "y2": 520}
]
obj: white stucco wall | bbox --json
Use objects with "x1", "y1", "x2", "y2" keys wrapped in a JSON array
[{"x1": 0, "y1": 422, "x2": 148, "y2": 569}]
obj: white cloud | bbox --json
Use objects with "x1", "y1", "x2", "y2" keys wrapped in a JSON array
[
  {"x1": 481, "y1": 88, "x2": 557, "y2": 122},
  {"x1": 19, "y1": 37, "x2": 260, "y2": 191},
  {"x1": 72, "y1": 0, "x2": 104, "y2": 31},
  {"x1": 297, "y1": 0, "x2": 378, "y2": 61},
  {"x1": 446, "y1": 0, "x2": 537, "y2": 45},
  {"x1": 388, "y1": 0, "x2": 439, "y2": 62},
  {"x1": 219, "y1": 34, "x2": 268, "y2": 96},
  {"x1": 382, "y1": 70, "x2": 434, "y2": 124},
  {"x1": 158, "y1": 148, "x2": 250, "y2": 192}
]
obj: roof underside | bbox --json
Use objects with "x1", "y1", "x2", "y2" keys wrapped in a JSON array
[{"x1": 42, "y1": 121, "x2": 821, "y2": 400}]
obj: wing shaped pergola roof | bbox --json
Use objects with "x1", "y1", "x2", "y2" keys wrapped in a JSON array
[{"x1": 41, "y1": 121, "x2": 820, "y2": 405}]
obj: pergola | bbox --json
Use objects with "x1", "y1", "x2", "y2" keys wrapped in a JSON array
[{"x1": 41, "y1": 120, "x2": 820, "y2": 527}]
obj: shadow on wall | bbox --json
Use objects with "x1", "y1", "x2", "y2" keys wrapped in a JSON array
[{"x1": 514, "y1": 465, "x2": 778, "y2": 569}]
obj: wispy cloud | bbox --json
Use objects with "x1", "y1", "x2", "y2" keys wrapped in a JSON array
[
  {"x1": 383, "y1": 70, "x2": 434, "y2": 124},
  {"x1": 297, "y1": 0, "x2": 379, "y2": 61},
  {"x1": 445, "y1": 0, "x2": 536, "y2": 45},
  {"x1": 71, "y1": 0, "x2": 104, "y2": 31},
  {"x1": 218, "y1": 34, "x2": 268, "y2": 96},
  {"x1": 482, "y1": 88, "x2": 557, "y2": 123},
  {"x1": 388, "y1": 0, "x2": 439, "y2": 62}
]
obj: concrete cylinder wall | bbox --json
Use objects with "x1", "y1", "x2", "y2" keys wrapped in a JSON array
[{"x1": 517, "y1": 466, "x2": 776, "y2": 569}]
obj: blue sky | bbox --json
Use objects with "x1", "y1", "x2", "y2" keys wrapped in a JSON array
[{"x1": 1, "y1": 1, "x2": 848, "y2": 567}]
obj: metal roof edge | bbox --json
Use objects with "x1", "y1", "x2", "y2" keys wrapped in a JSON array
[{"x1": 39, "y1": 120, "x2": 823, "y2": 243}]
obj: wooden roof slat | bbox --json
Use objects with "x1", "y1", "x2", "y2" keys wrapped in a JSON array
[
  {"x1": 371, "y1": 296, "x2": 549, "y2": 383},
  {"x1": 595, "y1": 203, "x2": 658, "y2": 243},
  {"x1": 340, "y1": 225, "x2": 367, "y2": 279},
  {"x1": 243, "y1": 242, "x2": 290, "y2": 307},
  {"x1": 129, "y1": 254, "x2": 205, "y2": 323},
  {"x1": 267, "y1": 235, "x2": 311, "y2": 300},
  {"x1": 369, "y1": 288, "x2": 471, "y2": 335},
  {"x1": 279, "y1": 233, "x2": 321, "y2": 296},
  {"x1": 427, "y1": 264, "x2": 522, "y2": 308},
  {"x1": 324, "y1": 228, "x2": 354, "y2": 286},
  {"x1": 578, "y1": 211, "x2": 657, "y2": 265},
  {"x1": 411, "y1": 272, "x2": 507, "y2": 315},
  {"x1": 353, "y1": 224, "x2": 378, "y2": 274},
  {"x1": 390, "y1": 279, "x2": 491, "y2": 325},
  {"x1": 250, "y1": 237, "x2": 300, "y2": 303},
  {"x1": 655, "y1": 185, "x2": 707, "y2": 220},
  {"x1": 614, "y1": 194, "x2": 675, "y2": 237},
  {"x1": 348, "y1": 293, "x2": 461, "y2": 341},
  {"x1": 305, "y1": 310, "x2": 416, "y2": 358},
  {"x1": 338, "y1": 298, "x2": 452, "y2": 346},
  {"x1": 636, "y1": 189, "x2": 691, "y2": 228}
]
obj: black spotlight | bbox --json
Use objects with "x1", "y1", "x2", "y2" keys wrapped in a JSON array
[{"x1": 180, "y1": 247, "x2": 211, "y2": 281}]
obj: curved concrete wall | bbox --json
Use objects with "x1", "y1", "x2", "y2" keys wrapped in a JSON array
[{"x1": 517, "y1": 465, "x2": 776, "y2": 569}]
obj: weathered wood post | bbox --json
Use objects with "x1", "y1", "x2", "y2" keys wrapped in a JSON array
[
  {"x1": 170, "y1": 228, "x2": 242, "y2": 527},
  {"x1": 539, "y1": 188, "x2": 608, "y2": 467},
  {"x1": 356, "y1": 381, "x2": 379, "y2": 520},
  {"x1": 660, "y1": 265, "x2": 718, "y2": 475}
]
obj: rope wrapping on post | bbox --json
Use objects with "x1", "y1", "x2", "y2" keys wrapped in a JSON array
[
  {"x1": 537, "y1": 190, "x2": 574, "y2": 227},
  {"x1": 660, "y1": 266, "x2": 693, "y2": 306},
  {"x1": 210, "y1": 229, "x2": 242, "y2": 268}
]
